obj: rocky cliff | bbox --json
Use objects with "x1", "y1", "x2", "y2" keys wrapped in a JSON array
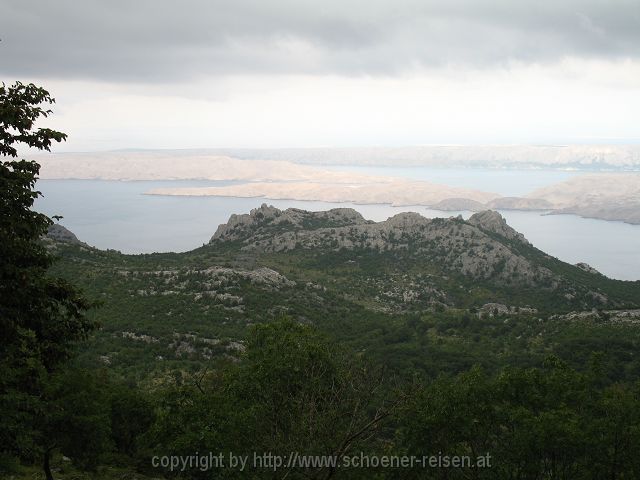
[
  {"x1": 45, "y1": 224, "x2": 86, "y2": 246},
  {"x1": 211, "y1": 205, "x2": 557, "y2": 287}
]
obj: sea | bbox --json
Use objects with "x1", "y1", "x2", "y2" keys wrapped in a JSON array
[{"x1": 34, "y1": 167, "x2": 640, "y2": 281}]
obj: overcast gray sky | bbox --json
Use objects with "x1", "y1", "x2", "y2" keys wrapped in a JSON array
[{"x1": 1, "y1": 0, "x2": 639, "y2": 150}]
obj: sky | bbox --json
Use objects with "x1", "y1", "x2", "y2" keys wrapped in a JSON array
[{"x1": 1, "y1": 0, "x2": 640, "y2": 151}]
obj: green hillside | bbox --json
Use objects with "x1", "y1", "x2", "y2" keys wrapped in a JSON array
[{"x1": 46, "y1": 206, "x2": 640, "y2": 383}]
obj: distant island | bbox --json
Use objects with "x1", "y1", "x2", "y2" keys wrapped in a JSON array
[
  {"x1": 123, "y1": 145, "x2": 640, "y2": 170},
  {"x1": 37, "y1": 149, "x2": 640, "y2": 225}
]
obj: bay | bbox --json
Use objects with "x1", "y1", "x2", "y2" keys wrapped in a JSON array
[{"x1": 35, "y1": 177, "x2": 640, "y2": 281}]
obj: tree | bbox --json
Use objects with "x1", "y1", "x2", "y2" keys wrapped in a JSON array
[
  {"x1": 146, "y1": 318, "x2": 395, "y2": 479},
  {"x1": 0, "y1": 82, "x2": 96, "y2": 480},
  {"x1": 42, "y1": 368, "x2": 113, "y2": 473},
  {"x1": 395, "y1": 358, "x2": 640, "y2": 480},
  {"x1": 109, "y1": 383, "x2": 155, "y2": 458}
]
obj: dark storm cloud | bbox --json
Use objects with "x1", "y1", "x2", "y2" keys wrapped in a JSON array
[{"x1": 0, "y1": 0, "x2": 638, "y2": 82}]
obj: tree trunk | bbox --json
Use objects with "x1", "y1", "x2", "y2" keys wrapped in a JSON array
[{"x1": 43, "y1": 447, "x2": 55, "y2": 480}]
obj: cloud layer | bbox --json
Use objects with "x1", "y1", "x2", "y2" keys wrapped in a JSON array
[{"x1": 2, "y1": 0, "x2": 639, "y2": 82}]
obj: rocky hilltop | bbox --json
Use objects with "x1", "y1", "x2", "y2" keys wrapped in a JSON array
[
  {"x1": 211, "y1": 205, "x2": 591, "y2": 297},
  {"x1": 212, "y1": 204, "x2": 530, "y2": 248},
  {"x1": 211, "y1": 204, "x2": 371, "y2": 242},
  {"x1": 205, "y1": 204, "x2": 640, "y2": 311},
  {"x1": 45, "y1": 224, "x2": 88, "y2": 247},
  {"x1": 43, "y1": 207, "x2": 632, "y2": 312}
]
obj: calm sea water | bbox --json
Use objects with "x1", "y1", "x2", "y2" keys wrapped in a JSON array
[{"x1": 35, "y1": 173, "x2": 640, "y2": 281}]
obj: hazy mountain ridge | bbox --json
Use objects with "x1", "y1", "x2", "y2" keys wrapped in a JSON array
[
  {"x1": 36, "y1": 152, "x2": 389, "y2": 184},
  {"x1": 527, "y1": 173, "x2": 640, "y2": 224},
  {"x1": 181, "y1": 145, "x2": 640, "y2": 170},
  {"x1": 37, "y1": 150, "x2": 640, "y2": 225},
  {"x1": 149, "y1": 180, "x2": 498, "y2": 205}
]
